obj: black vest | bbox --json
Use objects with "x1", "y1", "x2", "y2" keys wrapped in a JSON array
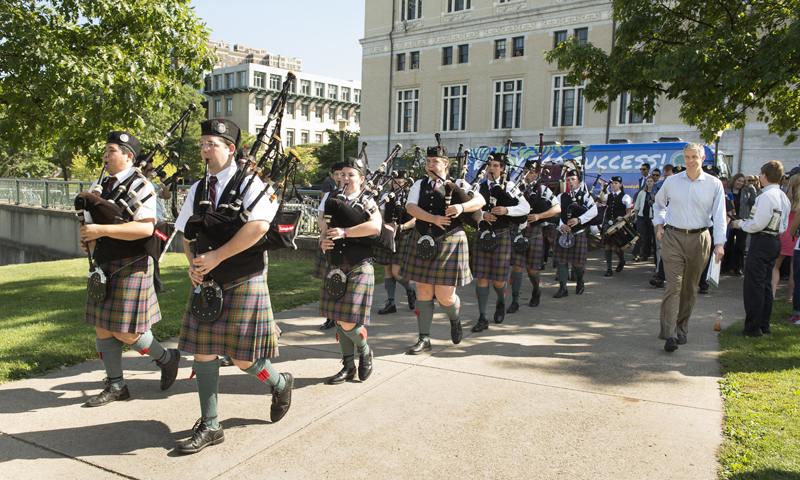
[
  {"x1": 605, "y1": 191, "x2": 627, "y2": 222},
  {"x1": 93, "y1": 177, "x2": 151, "y2": 265},
  {"x1": 417, "y1": 180, "x2": 462, "y2": 236},
  {"x1": 559, "y1": 191, "x2": 584, "y2": 225},
  {"x1": 328, "y1": 213, "x2": 374, "y2": 267},
  {"x1": 479, "y1": 181, "x2": 512, "y2": 229}
]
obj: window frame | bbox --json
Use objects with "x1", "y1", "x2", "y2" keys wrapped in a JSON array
[
  {"x1": 493, "y1": 79, "x2": 523, "y2": 130},
  {"x1": 554, "y1": 30, "x2": 568, "y2": 49},
  {"x1": 442, "y1": 84, "x2": 468, "y2": 132},
  {"x1": 300, "y1": 79, "x2": 311, "y2": 95},
  {"x1": 402, "y1": 0, "x2": 422, "y2": 20},
  {"x1": 618, "y1": 92, "x2": 655, "y2": 125},
  {"x1": 447, "y1": 0, "x2": 471, "y2": 12},
  {"x1": 396, "y1": 88, "x2": 420, "y2": 134},
  {"x1": 442, "y1": 46, "x2": 453, "y2": 66},
  {"x1": 410, "y1": 51, "x2": 420, "y2": 69},
  {"x1": 551, "y1": 75, "x2": 585, "y2": 127},
  {"x1": 574, "y1": 27, "x2": 588, "y2": 45},
  {"x1": 494, "y1": 39, "x2": 506, "y2": 59},
  {"x1": 458, "y1": 44, "x2": 469, "y2": 63},
  {"x1": 512, "y1": 37, "x2": 524, "y2": 57}
]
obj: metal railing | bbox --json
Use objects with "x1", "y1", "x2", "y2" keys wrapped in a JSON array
[{"x1": 0, "y1": 178, "x2": 321, "y2": 235}]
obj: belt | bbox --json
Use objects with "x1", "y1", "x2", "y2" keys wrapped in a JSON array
[
  {"x1": 665, "y1": 225, "x2": 708, "y2": 234},
  {"x1": 753, "y1": 231, "x2": 780, "y2": 237}
]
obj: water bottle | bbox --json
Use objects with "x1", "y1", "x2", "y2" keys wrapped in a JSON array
[
  {"x1": 767, "y1": 208, "x2": 782, "y2": 232},
  {"x1": 715, "y1": 310, "x2": 722, "y2": 331}
]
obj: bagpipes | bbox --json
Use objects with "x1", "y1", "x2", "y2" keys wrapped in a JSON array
[{"x1": 477, "y1": 139, "x2": 527, "y2": 252}]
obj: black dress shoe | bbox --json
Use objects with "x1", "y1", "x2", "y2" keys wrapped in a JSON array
[
  {"x1": 358, "y1": 349, "x2": 373, "y2": 381},
  {"x1": 83, "y1": 379, "x2": 130, "y2": 407},
  {"x1": 540, "y1": 263, "x2": 546, "y2": 271},
  {"x1": 698, "y1": 287, "x2": 708, "y2": 294},
  {"x1": 320, "y1": 318, "x2": 336, "y2": 330},
  {"x1": 616, "y1": 258, "x2": 626, "y2": 272},
  {"x1": 328, "y1": 358, "x2": 357, "y2": 384},
  {"x1": 155, "y1": 348, "x2": 180, "y2": 391},
  {"x1": 176, "y1": 418, "x2": 224, "y2": 454},
  {"x1": 761, "y1": 327, "x2": 772, "y2": 335},
  {"x1": 529, "y1": 289, "x2": 541, "y2": 307},
  {"x1": 664, "y1": 338, "x2": 678, "y2": 352},
  {"x1": 219, "y1": 356, "x2": 234, "y2": 367},
  {"x1": 472, "y1": 314, "x2": 490, "y2": 332},
  {"x1": 378, "y1": 301, "x2": 397, "y2": 315},
  {"x1": 407, "y1": 337, "x2": 432, "y2": 355},
  {"x1": 493, "y1": 303, "x2": 505, "y2": 324},
  {"x1": 604, "y1": 269, "x2": 613, "y2": 277},
  {"x1": 575, "y1": 279, "x2": 585, "y2": 295},
  {"x1": 506, "y1": 301, "x2": 520, "y2": 314},
  {"x1": 553, "y1": 286, "x2": 569, "y2": 298},
  {"x1": 650, "y1": 278, "x2": 664, "y2": 288},
  {"x1": 733, "y1": 269, "x2": 743, "y2": 276},
  {"x1": 676, "y1": 334, "x2": 687, "y2": 345},
  {"x1": 406, "y1": 289, "x2": 417, "y2": 310},
  {"x1": 450, "y1": 317, "x2": 463, "y2": 344},
  {"x1": 733, "y1": 330, "x2": 763, "y2": 337},
  {"x1": 270, "y1": 373, "x2": 294, "y2": 422}
]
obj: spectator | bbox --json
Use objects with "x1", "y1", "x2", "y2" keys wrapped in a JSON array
[
  {"x1": 772, "y1": 174, "x2": 800, "y2": 301},
  {"x1": 632, "y1": 176, "x2": 655, "y2": 262},
  {"x1": 721, "y1": 173, "x2": 756, "y2": 275},
  {"x1": 788, "y1": 205, "x2": 800, "y2": 323},
  {"x1": 322, "y1": 162, "x2": 343, "y2": 194},
  {"x1": 637, "y1": 162, "x2": 651, "y2": 190}
]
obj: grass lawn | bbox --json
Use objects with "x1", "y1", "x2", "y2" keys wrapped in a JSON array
[
  {"x1": 0, "y1": 252, "x2": 384, "y2": 384},
  {"x1": 718, "y1": 299, "x2": 800, "y2": 479}
]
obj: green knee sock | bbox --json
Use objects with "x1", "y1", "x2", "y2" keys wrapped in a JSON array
[
  {"x1": 605, "y1": 249, "x2": 613, "y2": 269},
  {"x1": 616, "y1": 250, "x2": 625, "y2": 261},
  {"x1": 510, "y1": 271, "x2": 523, "y2": 301},
  {"x1": 476, "y1": 286, "x2": 490, "y2": 316},
  {"x1": 129, "y1": 330, "x2": 170, "y2": 364},
  {"x1": 493, "y1": 282, "x2": 507, "y2": 304},
  {"x1": 384, "y1": 277, "x2": 397, "y2": 302},
  {"x1": 575, "y1": 265, "x2": 585, "y2": 281},
  {"x1": 528, "y1": 271, "x2": 541, "y2": 293},
  {"x1": 336, "y1": 324, "x2": 356, "y2": 358},
  {"x1": 343, "y1": 325, "x2": 369, "y2": 358},
  {"x1": 557, "y1": 264, "x2": 569, "y2": 285},
  {"x1": 96, "y1": 337, "x2": 125, "y2": 389},
  {"x1": 438, "y1": 295, "x2": 461, "y2": 321},
  {"x1": 193, "y1": 359, "x2": 220, "y2": 429},
  {"x1": 416, "y1": 300, "x2": 434, "y2": 339},
  {"x1": 396, "y1": 276, "x2": 414, "y2": 292},
  {"x1": 243, "y1": 358, "x2": 285, "y2": 390}
]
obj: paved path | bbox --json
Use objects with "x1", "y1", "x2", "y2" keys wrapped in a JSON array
[{"x1": 0, "y1": 251, "x2": 741, "y2": 479}]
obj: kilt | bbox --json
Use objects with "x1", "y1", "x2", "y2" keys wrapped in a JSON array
[
  {"x1": 542, "y1": 223, "x2": 557, "y2": 240},
  {"x1": 472, "y1": 228, "x2": 513, "y2": 282},
  {"x1": 373, "y1": 231, "x2": 411, "y2": 266},
  {"x1": 511, "y1": 224, "x2": 545, "y2": 270},
  {"x1": 313, "y1": 246, "x2": 326, "y2": 280},
  {"x1": 400, "y1": 228, "x2": 472, "y2": 287},
  {"x1": 179, "y1": 271, "x2": 280, "y2": 361},
  {"x1": 553, "y1": 230, "x2": 588, "y2": 265},
  {"x1": 320, "y1": 257, "x2": 373, "y2": 325},
  {"x1": 85, "y1": 255, "x2": 160, "y2": 334}
]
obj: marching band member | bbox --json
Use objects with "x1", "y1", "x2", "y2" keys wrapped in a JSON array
[
  {"x1": 599, "y1": 176, "x2": 633, "y2": 276},
  {"x1": 317, "y1": 162, "x2": 344, "y2": 331},
  {"x1": 401, "y1": 145, "x2": 485, "y2": 353},
  {"x1": 553, "y1": 168, "x2": 598, "y2": 297},
  {"x1": 471, "y1": 152, "x2": 530, "y2": 332}
]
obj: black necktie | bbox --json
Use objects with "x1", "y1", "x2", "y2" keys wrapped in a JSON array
[{"x1": 208, "y1": 176, "x2": 218, "y2": 212}]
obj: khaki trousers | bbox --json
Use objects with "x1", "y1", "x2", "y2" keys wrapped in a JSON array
[{"x1": 659, "y1": 228, "x2": 712, "y2": 338}]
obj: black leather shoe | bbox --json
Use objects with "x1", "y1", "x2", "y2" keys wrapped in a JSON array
[
  {"x1": 506, "y1": 301, "x2": 520, "y2": 314},
  {"x1": 553, "y1": 286, "x2": 569, "y2": 298},
  {"x1": 471, "y1": 314, "x2": 490, "y2": 332},
  {"x1": 407, "y1": 337, "x2": 432, "y2": 355},
  {"x1": 406, "y1": 289, "x2": 417, "y2": 310},
  {"x1": 320, "y1": 318, "x2": 336, "y2": 330},
  {"x1": 761, "y1": 327, "x2": 772, "y2": 335},
  {"x1": 378, "y1": 301, "x2": 397, "y2": 315},
  {"x1": 327, "y1": 358, "x2": 356, "y2": 384},
  {"x1": 84, "y1": 378, "x2": 130, "y2": 407},
  {"x1": 176, "y1": 418, "x2": 224, "y2": 454},
  {"x1": 650, "y1": 278, "x2": 664, "y2": 288},
  {"x1": 358, "y1": 349, "x2": 373, "y2": 381},
  {"x1": 539, "y1": 263, "x2": 546, "y2": 271},
  {"x1": 676, "y1": 334, "x2": 687, "y2": 345},
  {"x1": 733, "y1": 330, "x2": 763, "y2": 337},
  {"x1": 450, "y1": 317, "x2": 463, "y2": 344},
  {"x1": 733, "y1": 269, "x2": 743, "y2": 276},
  {"x1": 664, "y1": 338, "x2": 678, "y2": 352},
  {"x1": 493, "y1": 302, "x2": 505, "y2": 324},
  {"x1": 604, "y1": 269, "x2": 613, "y2": 277},
  {"x1": 219, "y1": 356, "x2": 234, "y2": 367},
  {"x1": 575, "y1": 279, "x2": 585, "y2": 295},
  {"x1": 270, "y1": 373, "x2": 294, "y2": 422},
  {"x1": 529, "y1": 289, "x2": 541, "y2": 307},
  {"x1": 698, "y1": 287, "x2": 708, "y2": 294},
  {"x1": 616, "y1": 258, "x2": 626, "y2": 272},
  {"x1": 155, "y1": 348, "x2": 180, "y2": 391}
]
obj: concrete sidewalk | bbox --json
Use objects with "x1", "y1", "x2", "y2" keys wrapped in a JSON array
[{"x1": 0, "y1": 251, "x2": 740, "y2": 479}]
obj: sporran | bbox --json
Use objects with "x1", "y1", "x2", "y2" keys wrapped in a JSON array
[{"x1": 191, "y1": 280, "x2": 224, "y2": 323}]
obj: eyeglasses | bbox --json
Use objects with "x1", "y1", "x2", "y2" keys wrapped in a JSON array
[
  {"x1": 198, "y1": 141, "x2": 224, "y2": 149},
  {"x1": 639, "y1": 167, "x2": 649, "y2": 171},
  {"x1": 747, "y1": 179, "x2": 756, "y2": 182}
]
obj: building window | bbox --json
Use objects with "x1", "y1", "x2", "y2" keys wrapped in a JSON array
[
  {"x1": 255, "y1": 97, "x2": 264, "y2": 113},
  {"x1": 342, "y1": 87, "x2": 351, "y2": 102},
  {"x1": 552, "y1": 75, "x2": 584, "y2": 127},
  {"x1": 397, "y1": 89, "x2": 419, "y2": 133},
  {"x1": 286, "y1": 130, "x2": 294, "y2": 148},
  {"x1": 574, "y1": 27, "x2": 588, "y2": 45},
  {"x1": 270, "y1": 74, "x2": 281, "y2": 90},
  {"x1": 494, "y1": 40, "x2": 506, "y2": 59},
  {"x1": 355, "y1": 111, "x2": 360, "y2": 124},
  {"x1": 315, "y1": 82, "x2": 325, "y2": 97},
  {"x1": 316, "y1": 105, "x2": 323, "y2": 122},
  {"x1": 254, "y1": 72, "x2": 265, "y2": 88},
  {"x1": 214, "y1": 99, "x2": 222, "y2": 117},
  {"x1": 286, "y1": 102, "x2": 295, "y2": 119},
  {"x1": 226, "y1": 98, "x2": 233, "y2": 116},
  {"x1": 329, "y1": 106, "x2": 337, "y2": 121},
  {"x1": 442, "y1": 85, "x2": 467, "y2": 131},
  {"x1": 214, "y1": 75, "x2": 222, "y2": 90},
  {"x1": 289, "y1": 77, "x2": 297, "y2": 93},
  {"x1": 354, "y1": 89, "x2": 361, "y2": 103},
  {"x1": 204, "y1": 76, "x2": 211, "y2": 91},
  {"x1": 447, "y1": 0, "x2": 471, "y2": 12},
  {"x1": 301, "y1": 104, "x2": 309, "y2": 118},
  {"x1": 239, "y1": 71, "x2": 247, "y2": 87},
  {"x1": 300, "y1": 80, "x2": 311, "y2": 95},
  {"x1": 315, "y1": 133, "x2": 323, "y2": 143},
  {"x1": 512, "y1": 37, "x2": 524, "y2": 57},
  {"x1": 618, "y1": 93, "x2": 654, "y2": 124},
  {"x1": 410, "y1": 51, "x2": 420, "y2": 69},
  {"x1": 301, "y1": 131, "x2": 309, "y2": 144},
  {"x1": 328, "y1": 84, "x2": 338, "y2": 100},
  {"x1": 493, "y1": 80, "x2": 523, "y2": 129},
  {"x1": 403, "y1": 0, "x2": 422, "y2": 20},
  {"x1": 554, "y1": 30, "x2": 568, "y2": 48},
  {"x1": 225, "y1": 73, "x2": 234, "y2": 88},
  {"x1": 442, "y1": 46, "x2": 453, "y2": 66},
  {"x1": 397, "y1": 53, "x2": 406, "y2": 71},
  {"x1": 342, "y1": 108, "x2": 350, "y2": 120},
  {"x1": 458, "y1": 44, "x2": 469, "y2": 63}
]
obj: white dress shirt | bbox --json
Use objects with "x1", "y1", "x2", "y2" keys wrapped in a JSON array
[
  {"x1": 739, "y1": 184, "x2": 790, "y2": 235},
  {"x1": 557, "y1": 184, "x2": 598, "y2": 228},
  {"x1": 652, "y1": 171, "x2": 728, "y2": 245},
  {"x1": 86, "y1": 166, "x2": 156, "y2": 224}
]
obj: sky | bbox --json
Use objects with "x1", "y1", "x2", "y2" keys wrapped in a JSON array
[{"x1": 190, "y1": 0, "x2": 366, "y2": 81}]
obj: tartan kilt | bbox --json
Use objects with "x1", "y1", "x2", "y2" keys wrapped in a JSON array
[
  {"x1": 372, "y1": 231, "x2": 411, "y2": 266},
  {"x1": 313, "y1": 246, "x2": 326, "y2": 280},
  {"x1": 511, "y1": 224, "x2": 545, "y2": 269},
  {"x1": 320, "y1": 257, "x2": 373, "y2": 325},
  {"x1": 85, "y1": 255, "x2": 161, "y2": 334},
  {"x1": 179, "y1": 271, "x2": 280, "y2": 361},
  {"x1": 553, "y1": 230, "x2": 588, "y2": 265},
  {"x1": 542, "y1": 223, "x2": 557, "y2": 240},
  {"x1": 472, "y1": 228, "x2": 513, "y2": 282},
  {"x1": 400, "y1": 228, "x2": 472, "y2": 287}
]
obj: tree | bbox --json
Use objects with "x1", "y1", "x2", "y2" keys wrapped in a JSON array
[
  {"x1": 312, "y1": 129, "x2": 360, "y2": 174},
  {"x1": 545, "y1": 0, "x2": 800, "y2": 145},
  {"x1": 0, "y1": 0, "x2": 216, "y2": 154}
]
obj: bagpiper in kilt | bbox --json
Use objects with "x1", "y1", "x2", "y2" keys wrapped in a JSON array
[
  {"x1": 553, "y1": 168, "x2": 598, "y2": 298},
  {"x1": 173, "y1": 118, "x2": 293, "y2": 454},
  {"x1": 80, "y1": 131, "x2": 180, "y2": 409},
  {"x1": 401, "y1": 143, "x2": 486, "y2": 354},
  {"x1": 471, "y1": 151, "x2": 530, "y2": 333},
  {"x1": 318, "y1": 162, "x2": 345, "y2": 331},
  {"x1": 375, "y1": 171, "x2": 418, "y2": 315},
  {"x1": 317, "y1": 157, "x2": 380, "y2": 385},
  {"x1": 508, "y1": 163, "x2": 561, "y2": 311},
  {"x1": 598, "y1": 177, "x2": 634, "y2": 277}
]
